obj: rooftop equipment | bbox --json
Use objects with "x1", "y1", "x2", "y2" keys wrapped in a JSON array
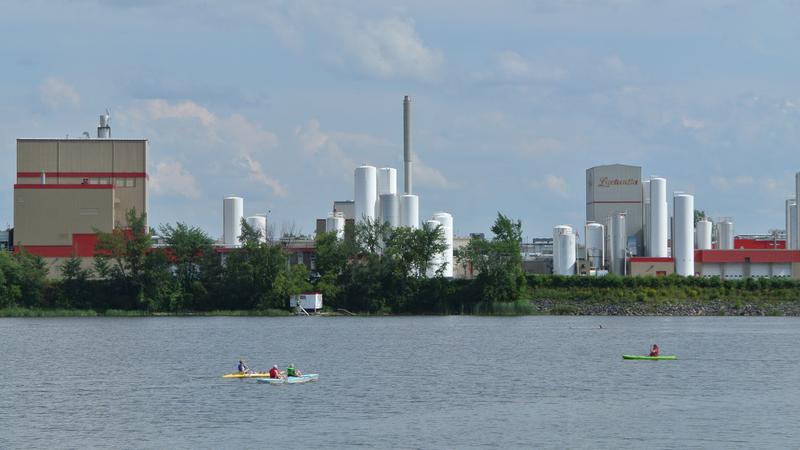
[
  {"x1": 98, "y1": 109, "x2": 111, "y2": 138},
  {"x1": 718, "y1": 221, "x2": 734, "y2": 249},
  {"x1": 696, "y1": 219, "x2": 712, "y2": 250}
]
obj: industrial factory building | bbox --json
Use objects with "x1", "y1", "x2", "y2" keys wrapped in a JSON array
[
  {"x1": 12, "y1": 113, "x2": 148, "y2": 273},
  {"x1": 586, "y1": 164, "x2": 643, "y2": 256}
]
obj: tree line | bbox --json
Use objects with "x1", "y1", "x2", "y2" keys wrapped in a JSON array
[{"x1": 0, "y1": 209, "x2": 528, "y2": 314}]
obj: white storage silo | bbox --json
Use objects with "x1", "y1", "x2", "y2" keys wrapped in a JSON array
[
  {"x1": 245, "y1": 215, "x2": 267, "y2": 243},
  {"x1": 399, "y1": 194, "x2": 419, "y2": 229},
  {"x1": 718, "y1": 221, "x2": 734, "y2": 249},
  {"x1": 673, "y1": 194, "x2": 694, "y2": 276},
  {"x1": 355, "y1": 165, "x2": 377, "y2": 224},
  {"x1": 553, "y1": 225, "x2": 576, "y2": 275},
  {"x1": 696, "y1": 219, "x2": 712, "y2": 250},
  {"x1": 786, "y1": 199, "x2": 797, "y2": 250},
  {"x1": 223, "y1": 196, "x2": 244, "y2": 247},
  {"x1": 649, "y1": 177, "x2": 668, "y2": 257},
  {"x1": 326, "y1": 212, "x2": 345, "y2": 240},
  {"x1": 378, "y1": 168, "x2": 398, "y2": 195},
  {"x1": 432, "y1": 212, "x2": 454, "y2": 278},
  {"x1": 796, "y1": 172, "x2": 800, "y2": 250},
  {"x1": 642, "y1": 179, "x2": 650, "y2": 256},
  {"x1": 425, "y1": 219, "x2": 443, "y2": 277},
  {"x1": 612, "y1": 213, "x2": 627, "y2": 275},
  {"x1": 585, "y1": 222, "x2": 605, "y2": 270},
  {"x1": 379, "y1": 193, "x2": 400, "y2": 228}
]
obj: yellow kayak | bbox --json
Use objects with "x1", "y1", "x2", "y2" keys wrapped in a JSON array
[{"x1": 222, "y1": 372, "x2": 271, "y2": 378}]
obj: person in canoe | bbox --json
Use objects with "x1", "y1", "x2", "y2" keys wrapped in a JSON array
[
  {"x1": 649, "y1": 344, "x2": 660, "y2": 357},
  {"x1": 269, "y1": 365, "x2": 284, "y2": 379},
  {"x1": 286, "y1": 363, "x2": 302, "y2": 377},
  {"x1": 237, "y1": 360, "x2": 252, "y2": 374}
]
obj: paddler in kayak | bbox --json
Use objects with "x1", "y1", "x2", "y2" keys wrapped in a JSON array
[
  {"x1": 649, "y1": 344, "x2": 660, "y2": 357},
  {"x1": 269, "y1": 365, "x2": 284, "y2": 379},
  {"x1": 237, "y1": 360, "x2": 252, "y2": 374},
  {"x1": 286, "y1": 363, "x2": 302, "y2": 377}
]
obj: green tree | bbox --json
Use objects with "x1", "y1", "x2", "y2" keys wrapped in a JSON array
[
  {"x1": 0, "y1": 251, "x2": 23, "y2": 308},
  {"x1": 456, "y1": 213, "x2": 525, "y2": 307},
  {"x1": 12, "y1": 249, "x2": 48, "y2": 308},
  {"x1": 694, "y1": 209, "x2": 706, "y2": 224},
  {"x1": 159, "y1": 222, "x2": 213, "y2": 309},
  {"x1": 57, "y1": 254, "x2": 92, "y2": 309}
]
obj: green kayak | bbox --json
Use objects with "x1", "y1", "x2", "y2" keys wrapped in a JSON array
[{"x1": 622, "y1": 355, "x2": 677, "y2": 360}]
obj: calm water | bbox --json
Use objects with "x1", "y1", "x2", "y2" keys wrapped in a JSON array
[{"x1": 1, "y1": 316, "x2": 798, "y2": 449}]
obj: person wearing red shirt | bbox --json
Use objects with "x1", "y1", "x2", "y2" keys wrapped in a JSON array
[
  {"x1": 268, "y1": 365, "x2": 284, "y2": 379},
  {"x1": 649, "y1": 344, "x2": 660, "y2": 357}
]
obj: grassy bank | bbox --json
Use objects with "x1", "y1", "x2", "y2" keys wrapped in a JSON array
[{"x1": 0, "y1": 307, "x2": 294, "y2": 318}]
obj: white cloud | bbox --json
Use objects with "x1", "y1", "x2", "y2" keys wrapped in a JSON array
[
  {"x1": 681, "y1": 117, "x2": 705, "y2": 130},
  {"x1": 495, "y1": 50, "x2": 567, "y2": 81},
  {"x1": 528, "y1": 174, "x2": 568, "y2": 197},
  {"x1": 413, "y1": 152, "x2": 455, "y2": 189},
  {"x1": 150, "y1": 160, "x2": 202, "y2": 199},
  {"x1": 294, "y1": 118, "x2": 388, "y2": 171},
  {"x1": 710, "y1": 175, "x2": 754, "y2": 191},
  {"x1": 336, "y1": 17, "x2": 445, "y2": 82},
  {"x1": 123, "y1": 99, "x2": 284, "y2": 197},
  {"x1": 39, "y1": 77, "x2": 80, "y2": 110}
]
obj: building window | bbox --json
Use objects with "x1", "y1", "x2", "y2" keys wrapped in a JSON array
[
  {"x1": 99, "y1": 178, "x2": 110, "y2": 185},
  {"x1": 125, "y1": 179, "x2": 136, "y2": 187},
  {"x1": 116, "y1": 179, "x2": 125, "y2": 187}
]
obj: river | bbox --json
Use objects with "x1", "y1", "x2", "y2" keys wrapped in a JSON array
[{"x1": 1, "y1": 316, "x2": 798, "y2": 449}]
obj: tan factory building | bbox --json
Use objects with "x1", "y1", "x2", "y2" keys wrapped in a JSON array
[{"x1": 13, "y1": 138, "x2": 148, "y2": 273}]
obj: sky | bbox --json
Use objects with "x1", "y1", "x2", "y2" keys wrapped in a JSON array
[{"x1": 2, "y1": 0, "x2": 800, "y2": 241}]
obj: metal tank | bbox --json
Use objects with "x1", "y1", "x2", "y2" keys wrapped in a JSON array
[
  {"x1": 379, "y1": 193, "x2": 400, "y2": 228},
  {"x1": 378, "y1": 168, "x2": 398, "y2": 195},
  {"x1": 354, "y1": 165, "x2": 377, "y2": 224},
  {"x1": 797, "y1": 172, "x2": 800, "y2": 250},
  {"x1": 326, "y1": 212, "x2": 345, "y2": 240},
  {"x1": 97, "y1": 109, "x2": 111, "y2": 138},
  {"x1": 399, "y1": 194, "x2": 419, "y2": 229},
  {"x1": 424, "y1": 219, "x2": 442, "y2": 277},
  {"x1": 432, "y1": 212, "x2": 454, "y2": 278},
  {"x1": 553, "y1": 225, "x2": 576, "y2": 276},
  {"x1": 642, "y1": 179, "x2": 650, "y2": 256},
  {"x1": 245, "y1": 215, "x2": 267, "y2": 243},
  {"x1": 786, "y1": 199, "x2": 797, "y2": 250},
  {"x1": 649, "y1": 177, "x2": 668, "y2": 257},
  {"x1": 584, "y1": 222, "x2": 605, "y2": 270},
  {"x1": 223, "y1": 196, "x2": 244, "y2": 247},
  {"x1": 718, "y1": 221, "x2": 734, "y2": 250},
  {"x1": 696, "y1": 219, "x2": 712, "y2": 250},
  {"x1": 673, "y1": 194, "x2": 694, "y2": 276},
  {"x1": 612, "y1": 213, "x2": 627, "y2": 275}
]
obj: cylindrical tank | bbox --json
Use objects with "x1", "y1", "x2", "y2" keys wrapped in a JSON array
[
  {"x1": 245, "y1": 215, "x2": 267, "y2": 243},
  {"x1": 696, "y1": 219, "x2": 712, "y2": 250},
  {"x1": 399, "y1": 194, "x2": 419, "y2": 229},
  {"x1": 425, "y1": 219, "x2": 442, "y2": 277},
  {"x1": 585, "y1": 222, "x2": 605, "y2": 270},
  {"x1": 649, "y1": 177, "x2": 668, "y2": 257},
  {"x1": 326, "y1": 212, "x2": 345, "y2": 240},
  {"x1": 377, "y1": 168, "x2": 398, "y2": 195},
  {"x1": 354, "y1": 165, "x2": 377, "y2": 224},
  {"x1": 612, "y1": 213, "x2": 627, "y2": 275},
  {"x1": 718, "y1": 221, "x2": 734, "y2": 249},
  {"x1": 790, "y1": 202, "x2": 798, "y2": 250},
  {"x1": 673, "y1": 194, "x2": 694, "y2": 276},
  {"x1": 432, "y1": 212, "x2": 454, "y2": 278},
  {"x1": 379, "y1": 193, "x2": 400, "y2": 228},
  {"x1": 553, "y1": 225, "x2": 576, "y2": 276},
  {"x1": 786, "y1": 199, "x2": 797, "y2": 250},
  {"x1": 642, "y1": 179, "x2": 650, "y2": 256},
  {"x1": 796, "y1": 172, "x2": 800, "y2": 250},
  {"x1": 223, "y1": 196, "x2": 244, "y2": 247}
]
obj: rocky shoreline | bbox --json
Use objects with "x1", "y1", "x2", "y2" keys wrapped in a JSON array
[{"x1": 533, "y1": 299, "x2": 800, "y2": 316}]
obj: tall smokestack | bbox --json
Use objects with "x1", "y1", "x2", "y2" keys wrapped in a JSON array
[{"x1": 403, "y1": 95, "x2": 412, "y2": 194}]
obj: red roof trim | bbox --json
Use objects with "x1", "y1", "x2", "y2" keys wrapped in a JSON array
[
  {"x1": 14, "y1": 184, "x2": 113, "y2": 189},
  {"x1": 696, "y1": 249, "x2": 800, "y2": 263},
  {"x1": 18, "y1": 172, "x2": 147, "y2": 178}
]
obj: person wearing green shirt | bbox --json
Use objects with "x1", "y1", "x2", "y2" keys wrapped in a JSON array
[{"x1": 286, "y1": 363, "x2": 302, "y2": 377}]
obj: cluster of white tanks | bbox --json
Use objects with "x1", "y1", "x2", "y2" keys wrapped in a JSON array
[{"x1": 223, "y1": 196, "x2": 268, "y2": 247}]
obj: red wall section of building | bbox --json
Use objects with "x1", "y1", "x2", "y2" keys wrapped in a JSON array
[
  {"x1": 732, "y1": 238, "x2": 785, "y2": 249},
  {"x1": 695, "y1": 249, "x2": 800, "y2": 263}
]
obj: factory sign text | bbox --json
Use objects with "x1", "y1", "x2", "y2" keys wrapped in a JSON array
[{"x1": 598, "y1": 177, "x2": 640, "y2": 188}]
